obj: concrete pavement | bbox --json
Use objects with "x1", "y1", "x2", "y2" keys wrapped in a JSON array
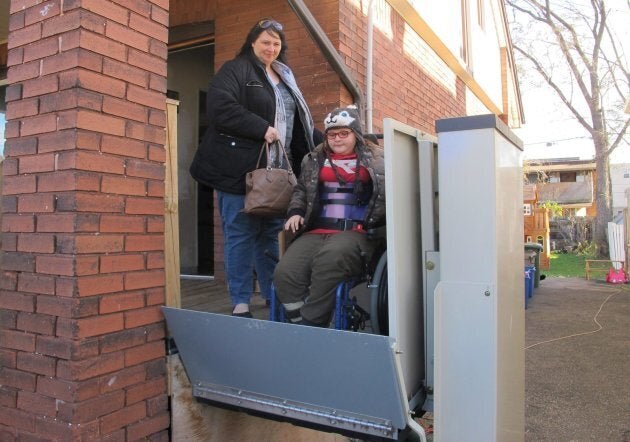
[{"x1": 525, "y1": 277, "x2": 630, "y2": 441}]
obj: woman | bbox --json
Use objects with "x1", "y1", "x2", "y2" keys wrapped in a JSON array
[
  {"x1": 273, "y1": 105, "x2": 386, "y2": 327},
  {"x1": 190, "y1": 19, "x2": 316, "y2": 317}
]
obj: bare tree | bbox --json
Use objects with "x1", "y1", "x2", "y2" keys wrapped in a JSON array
[{"x1": 506, "y1": 0, "x2": 629, "y2": 254}]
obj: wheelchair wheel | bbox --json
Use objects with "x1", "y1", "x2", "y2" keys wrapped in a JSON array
[{"x1": 369, "y1": 251, "x2": 388, "y2": 335}]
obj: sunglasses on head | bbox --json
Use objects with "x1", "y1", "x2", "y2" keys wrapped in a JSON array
[
  {"x1": 326, "y1": 130, "x2": 352, "y2": 140},
  {"x1": 258, "y1": 19, "x2": 283, "y2": 32}
]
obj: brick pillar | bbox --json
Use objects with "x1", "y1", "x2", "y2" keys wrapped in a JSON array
[{"x1": 0, "y1": 1, "x2": 170, "y2": 440}]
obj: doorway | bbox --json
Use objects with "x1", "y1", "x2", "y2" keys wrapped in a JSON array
[{"x1": 167, "y1": 44, "x2": 215, "y2": 276}]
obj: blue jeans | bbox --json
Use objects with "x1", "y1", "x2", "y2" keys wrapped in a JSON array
[{"x1": 217, "y1": 191, "x2": 283, "y2": 306}]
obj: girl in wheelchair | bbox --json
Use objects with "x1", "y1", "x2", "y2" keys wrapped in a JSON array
[{"x1": 273, "y1": 105, "x2": 386, "y2": 327}]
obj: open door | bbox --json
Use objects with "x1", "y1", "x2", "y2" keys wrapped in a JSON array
[{"x1": 167, "y1": 43, "x2": 215, "y2": 277}]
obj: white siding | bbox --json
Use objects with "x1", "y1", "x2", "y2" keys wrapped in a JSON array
[
  {"x1": 407, "y1": 0, "x2": 505, "y2": 111},
  {"x1": 611, "y1": 163, "x2": 630, "y2": 213}
]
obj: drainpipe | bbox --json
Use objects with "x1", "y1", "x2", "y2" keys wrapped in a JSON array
[
  {"x1": 366, "y1": 0, "x2": 374, "y2": 133},
  {"x1": 286, "y1": 0, "x2": 363, "y2": 110}
]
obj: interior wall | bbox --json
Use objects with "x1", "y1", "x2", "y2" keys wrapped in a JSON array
[{"x1": 167, "y1": 45, "x2": 214, "y2": 272}]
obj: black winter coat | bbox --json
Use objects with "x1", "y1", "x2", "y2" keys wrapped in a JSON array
[{"x1": 190, "y1": 53, "x2": 314, "y2": 194}]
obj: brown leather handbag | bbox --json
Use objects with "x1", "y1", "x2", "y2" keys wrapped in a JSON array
[{"x1": 243, "y1": 141, "x2": 297, "y2": 218}]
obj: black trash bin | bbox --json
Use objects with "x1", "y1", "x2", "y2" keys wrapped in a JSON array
[{"x1": 524, "y1": 243, "x2": 543, "y2": 288}]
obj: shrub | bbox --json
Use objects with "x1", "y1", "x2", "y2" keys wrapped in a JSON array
[{"x1": 574, "y1": 241, "x2": 598, "y2": 256}]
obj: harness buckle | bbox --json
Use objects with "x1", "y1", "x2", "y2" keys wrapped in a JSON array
[{"x1": 339, "y1": 219, "x2": 363, "y2": 231}]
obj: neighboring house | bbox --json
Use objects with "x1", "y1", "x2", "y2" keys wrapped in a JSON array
[
  {"x1": 525, "y1": 158, "x2": 596, "y2": 251},
  {"x1": 523, "y1": 184, "x2": 550, "y2": 269},
  {"x1": 0, "y1": 0, "x2": 523, "y2": 439},
  {"x1": 524, "y1": 158, "x2": 596, "y2": 216},
  {"x1": 610, "y1": 163, "x2": 630, "y2": 216}
]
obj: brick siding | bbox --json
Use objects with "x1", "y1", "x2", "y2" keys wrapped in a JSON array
[
  {"x1": 0, "y1": 1, "x2": 169, "y2": 440},
  {"x1": 181, "y1": 0, "x2": 470, "y2": 280}
]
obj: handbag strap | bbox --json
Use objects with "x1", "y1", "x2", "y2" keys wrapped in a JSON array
[
  {"x1": 255, "y1": 140, "x2": 294, "y2": 174},
  {"x1": 255, "y1": 142, "x2": 270, "y2": 168}
]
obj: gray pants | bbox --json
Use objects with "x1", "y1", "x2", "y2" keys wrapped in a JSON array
[{"x1": 273, "y1": 231, "x2": 376, "y2": 325}]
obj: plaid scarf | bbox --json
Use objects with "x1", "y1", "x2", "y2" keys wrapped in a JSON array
[{"x1": 266, "y1": 60, "x2": 315, "y2": 167}]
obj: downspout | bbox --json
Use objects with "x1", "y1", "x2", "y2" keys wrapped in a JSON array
[
  {"x1": 366, "y1": 0, "x2": 374, "y2": 133},
  {"x1": 286, "y1": 0, "x2": 363, "y2": 110}
]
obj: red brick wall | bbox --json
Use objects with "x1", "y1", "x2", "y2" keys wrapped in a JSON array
[
  {"x1": 169, "y1": 0, "x2": 217, "y2": 27},
  {"x1": 210, "y1": 0, "x2": 467, "y2": 134},
  {"x1": 0, "y1": 0, "x2": 170, "y2": 440},
  {"x1": 339, "y1": 0, "x2": 466, "y2": 134},
  {"x1": 169, "y1": 0, "x2": 473, "y2": 280},
  {"x1": 170, "y1": 0, "x2": 471, "y2": 133},
  {"x1": 210, "y1": 1, "x2": 344, "y2": 133}
]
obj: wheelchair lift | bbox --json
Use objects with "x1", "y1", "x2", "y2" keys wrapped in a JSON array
[
  {"x1": 163, "y1": 309, "x2": 408, "y2": 439},
  {"x1": 163, "y1": 115, "x2": 524, "y2": 441}
]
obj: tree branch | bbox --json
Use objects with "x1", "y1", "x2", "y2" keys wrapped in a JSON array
[
  {"x1": 543, "y1": 7, "x2": 595, "y2": 104},
  {"x1": 544, "y1": 0, "x2": 593, "y2": 69},
  {"x1": 513, "y1": 44, "x2": 594, "y2": 132},
  {"x1": 601, "y1": 23, "x2": 630, "y2": 100},
  {"x1": 606, "y1": 118, "x2": 630, "y2": 157},
  {"x1": 590, "y1": 0, "x2": 606, "y2": 70}
]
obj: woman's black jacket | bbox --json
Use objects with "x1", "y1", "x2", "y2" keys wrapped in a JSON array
[{"x1": 190, "y1": 53, "x2": 313, "y2": 195}]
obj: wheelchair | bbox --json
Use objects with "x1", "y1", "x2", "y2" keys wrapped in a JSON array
[{"x1": 269, "y1": 239, "x2": 389, "y2": 335}]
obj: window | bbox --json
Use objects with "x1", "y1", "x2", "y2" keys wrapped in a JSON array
[
  {"x1": 523, "y1": 204, "x2": 532, "y2": 216},
  {"x1": 460, "y1": 0, "x2": 471, "y2": 65},
  {"x1": 526, "y1": 236, "x2": 533, "y2": 243},
  {"x1": 525, "y1": 171, "x2": 547, "y2": 184},
  {"x1": 537, "y1": 235, "x2": 544, "y2": 247},
  {"x1": 623, "y1": 170, "x2": 629, "y2": 179},
  {"x1": 525, "y1": 173, "x2": 538, "y2": 184},
  {"x1": 477, "y1": 0, "x2": 485, "y2": 29},
  {"x1": 560, "y1": 171, "x2": 577, "y2": 182}
]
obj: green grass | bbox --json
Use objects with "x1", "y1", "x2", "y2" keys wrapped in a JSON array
[{"x1": 544, "y1": 252, "x2": 595, "y2": 278}]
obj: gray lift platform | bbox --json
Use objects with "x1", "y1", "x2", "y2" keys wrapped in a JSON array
[{"x1": 163, "y1": 308, "x2": 410, "y2": 439}]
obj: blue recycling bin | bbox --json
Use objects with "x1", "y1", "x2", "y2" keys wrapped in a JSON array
[{"x1": 524, "y1": 265, "x2": 535, "y2": 308}]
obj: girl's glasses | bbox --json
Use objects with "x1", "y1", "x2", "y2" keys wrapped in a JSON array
[
  {"x1": 326, "y1": 130, "x2": 351, "y2": 140},
  {"x1": 258, "y1": 19, "x2": 283, "y2": 32}
]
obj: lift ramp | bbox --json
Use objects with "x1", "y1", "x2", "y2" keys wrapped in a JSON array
[{"x1": 163, "y1": 307, "x2": 408, "y2": 439}]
